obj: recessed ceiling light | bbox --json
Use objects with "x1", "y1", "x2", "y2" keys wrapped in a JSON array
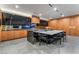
[
  {"x1": 61, "y1": 14, "x2": 64, "y2": 17},
  {"x1": 49, "y1": 17, "x2": 52, "y2": 19},
  {"x1": 15, "y1": 5, "x2": 19, "y2": 8},
  {"x1": 39, "y1": 13, "x2": 42, "y2": 16},
  {"x1": 53, "y1": 7, "x2": 57, "y2": 11},
  {"x1": 60, "y1": 13, "x2": 64, "y2": 17}
]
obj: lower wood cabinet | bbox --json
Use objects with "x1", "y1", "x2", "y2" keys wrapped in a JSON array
[
  {"x1": 14, "y1": 30, "x2": 20, "y2": 39},
  {"x1": 0, "y1": 30, "x2": 27, "y2": 41},
  {"x1": 0, "y1": 30, "x2": 1, "y2": 41},
  {"x1": 1, "y1": 31, "x2": 8, "y2": 41},
  {"x1": 7, "y1": 31, "x2": 14, "y2": 40}
]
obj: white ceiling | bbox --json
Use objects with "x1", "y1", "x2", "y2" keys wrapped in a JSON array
[{"x1": 0, "y1": 4, "x2": 79, "y2": 20}]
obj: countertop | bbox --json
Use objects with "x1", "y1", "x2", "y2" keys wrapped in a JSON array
[{"x1": 1, "y1": 29, "x2": 27, "y2": 31}]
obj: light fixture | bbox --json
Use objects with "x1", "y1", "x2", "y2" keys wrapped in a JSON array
[
  {"x1": 53, "y1": 7, "x2": 57, "y2": 11},
  {"x1": 60, "y1": 13, "x2": 64, "y2": 17},
  {"x1": 39, "y1": 13, "x2": 42, "y2": 16},
  {"x1": 15, "y1": 5, "x2": 19, "y2": 8},
  {"x1": 49, "y1": 4, "x2": 53, "y2": 7},
  {"x1": 61, "y1": 14, "x2": 64, "y2": 17},
  {"x1": 49, "y1": 4, "x2": 58, "y2": 11},
  {"x1": 49, "y1": 17, "x2": 52, "y2": 19}
]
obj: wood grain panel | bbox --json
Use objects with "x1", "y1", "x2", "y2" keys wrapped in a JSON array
[
  {"x1": 48, "y1": 16, "x2": 79, "y2": 36},
  {"x1": 0, "y1": 30, "x2": 27, "y2": 41},
  {"x1": 7, "y1": 31, "x2": 14, "y2": 40},
  {"x1": 48, "y1": 20, "x2": 58, "y2": 30},
  {"x1": 32, "y1": 17, "x2": 40, "y2": 23},
  {"x1": 68, "y1": 17, "x2": 76, "y2": 36},
  {"x1": 0, "y1": 29, "x2": 1, "y2": 41},
  {"x1": 48, "y1": 18, "x2": 70, "y2": 35},
  {"x1": 1, "y1": 31, "x2": 8, "y2": 41},
  {"x1": 59, "y1": 18, "x2": 70, "y2": 34},
  {"x1": 73, "y1": 16, "x2": 79, "y2": 36}
]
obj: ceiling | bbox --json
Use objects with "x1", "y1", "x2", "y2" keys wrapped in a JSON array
[{"x1": 0, "y1": 4, "x2": 79, "y2": 20}]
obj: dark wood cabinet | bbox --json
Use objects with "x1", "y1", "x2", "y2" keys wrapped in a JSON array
[{"x1": 37, "y1": 20, "x2": 48, "y2": 26}]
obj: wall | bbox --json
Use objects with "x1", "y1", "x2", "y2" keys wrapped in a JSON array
[{"x1": 48, "y1": 15, "x2": 79, "y2": 36}]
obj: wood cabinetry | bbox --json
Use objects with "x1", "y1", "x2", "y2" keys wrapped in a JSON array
[
  {"x1": 7, "y1": 31, "x2": 14, "y2": 40},
  {"x1": 0, "y1": 29, "x2": 2, "y2": 41},
  {"x1": 0, "y1": 11, "x2": 28, "y2": 41},
  {"x1": 0, "y1": 30, "x2": 27, "y2": 41},
  {"x1": 14, "y1": 30, "x2": 20, "y2": 39},
  {"x1": 48, "y1": 20, "x2": 58, "y2": 30},
  {"x1": 20, "y1": 30, "x2": 27, "y2": 37},
  {"x1": 57, "y1": 18, "x2": 70, "y2": 35},
  {"x1": 32, "y1": 16, "x2": 40, "y2": 23},
  {"x1": 1, "y1": 31, "x2": 14, "y2": 41},
  {"x1": 69, "y1": 16, "x2": 79, "y2": 36},
  {"x1": 48, "y1": 16, "x2": 79, "y2": 36},
  {"x1": 1, "y1": 31, "x2": 8, "y2": 41}
]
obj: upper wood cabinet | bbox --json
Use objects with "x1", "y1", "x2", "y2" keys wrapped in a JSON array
[{"x1": 32, "y1": 16, "x2": 40, "y2": 23}]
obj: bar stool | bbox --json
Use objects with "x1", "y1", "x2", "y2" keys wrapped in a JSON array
[{"x1": 38, "y1": 33, "x2": 49, "y2": 45}]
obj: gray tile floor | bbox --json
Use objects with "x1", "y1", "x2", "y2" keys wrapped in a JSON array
[{"x1": 0, "y1": 36, "x2": 79, "y2": 54}]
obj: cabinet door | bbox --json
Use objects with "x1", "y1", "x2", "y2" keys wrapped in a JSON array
[
  {"x1": 49, "y1": 18, "x2": 70, "y2": 35},
  {"x1": 13, "y1": 30, "x2": 27, "y2": 39},
  {"x1": 69, "y1": 17, "x2": 77, "y2": 36},
  {"x1": 17, "y1": 30, "x2": 22, "y2": 38},
  {"x1": 19, "y1": 30, "x2": 24, "y2": 38},
  {"x1": 1, "y1": 31, "x2": 14, "y2": 41},
  {"x1": 0, "y1": 31, "x2": 2, "y2": 41},
  {"x1": 73, "y1": 16, "x2": 79, "y2": 36},
  {"x1": 23, "y1": 30, "x2": 27, "y2": 37},
  {"x1": 19, "y1": 30, "x2": 27, "y2": 38},
  {"x1": 1, "y1": 31, "x2": 8, "y2": 41},
  {"x1": 14, "y1": 30, "x2": 20, "y2": 39},
  {"x1": 48, "y1": 20, "x2": 58, "y2": 30},
  {"x1": 7, "y1": 31, "x2": 14, "y2": 40},
  {"x1": 57, "y1": 19, "x2": 63, "y2": 30}
]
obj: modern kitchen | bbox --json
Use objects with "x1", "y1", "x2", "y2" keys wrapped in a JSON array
[{"x1": 0, "y1": 4, "x2": 79, "y2": 54}]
